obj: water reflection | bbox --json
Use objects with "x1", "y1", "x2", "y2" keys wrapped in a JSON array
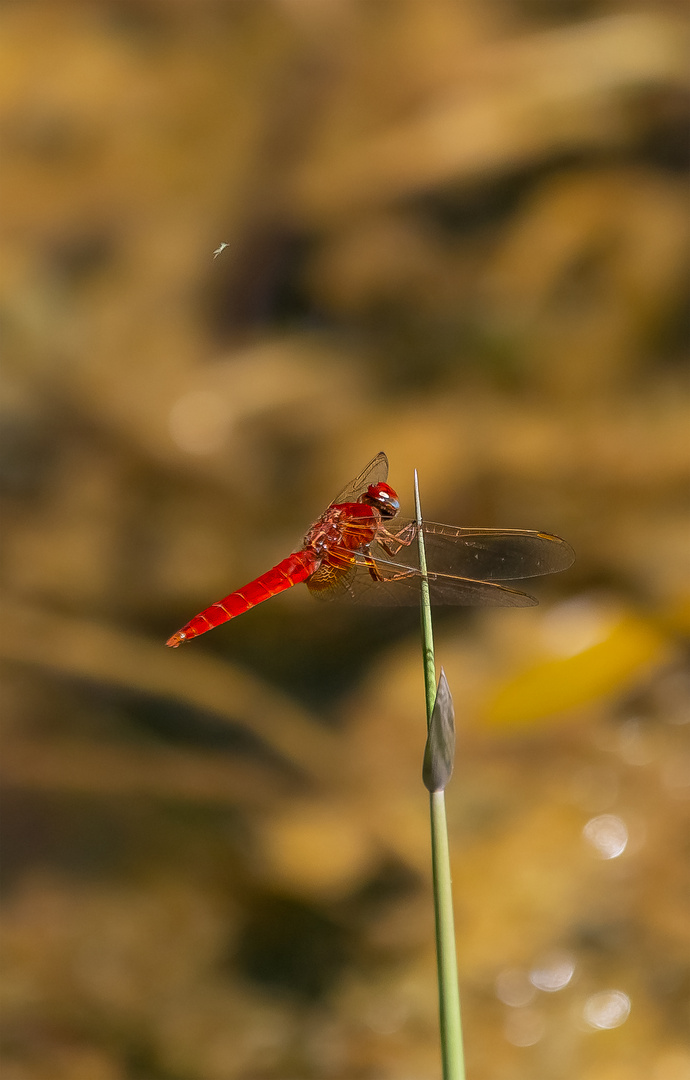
[
  {"x1": 583, "y1": 814, "x2": 628, "y2": 859},
  {"x1": 583, "y1": 989, "x2": 631, "y2": 1029},
  {"x1": 495, "y1": 968, "x2": 536, "y2": 1007},
  {"x1": 529, "y1": 951, "x2": 575, "y2": 992}
]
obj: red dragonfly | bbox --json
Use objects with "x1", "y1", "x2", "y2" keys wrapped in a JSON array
[{"x1": 166, "y1": 452, "x2": 574, "y2": 647}]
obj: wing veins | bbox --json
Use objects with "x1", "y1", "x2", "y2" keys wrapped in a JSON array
[
  {"x1": 349, "y1": 552, "x2": 537, "y2": 606},
  {"x1": 331, "y1": 451, "x2": 389, "y2": 505}
]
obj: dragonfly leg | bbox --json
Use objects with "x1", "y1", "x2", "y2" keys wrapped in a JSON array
[
  {"x1": 363, "y1": 553, "x2": 420, "y2": 585},
  {"x1": 365, "y1": 555, "x2": 384, "y2": 582},
  {"x1": 377, "y1": 521, "x2": 417, "y2": 558}
]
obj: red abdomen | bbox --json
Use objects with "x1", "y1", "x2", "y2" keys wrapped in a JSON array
[{"x1": 166, "y1": 549, "x2": 319, "y2": 647}]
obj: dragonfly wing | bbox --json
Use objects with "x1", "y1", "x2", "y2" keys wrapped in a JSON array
[
  {"x1": 428, "y1": 574, "x2": 538, "y2": 606},
  {"x1": 331, "y1": 451, "x2": 389, "y2": 505},
  {"x1": 310, "y1": 557, "x2": 538, "y2": 607},
  {"x1": 379, "y1": 520, "x2": 574, "y2": 581}
]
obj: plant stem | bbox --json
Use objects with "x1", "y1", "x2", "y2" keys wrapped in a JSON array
[
  {"x1": 414, "y1": 470, "x2": 466, "y2": 1080},
  {"x1": 414, "y1": 473, "x2": 437, "y2": 725},
  {"x1": 430, "y1": 789, "x2": 464, "y2": 1078}
]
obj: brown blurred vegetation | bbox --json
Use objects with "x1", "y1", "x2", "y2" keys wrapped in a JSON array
[{"x1": 1, "y1": 1, "x2": 689, "y2": 1078}]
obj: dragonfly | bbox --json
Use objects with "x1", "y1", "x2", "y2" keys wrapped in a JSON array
[{"x1": 166, "y1": 452, "x2": 574, "y2": 647}]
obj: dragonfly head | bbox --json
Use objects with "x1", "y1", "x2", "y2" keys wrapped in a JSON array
[{"x1": 361, "y1": 481, "x2": 400, "y2": 519}]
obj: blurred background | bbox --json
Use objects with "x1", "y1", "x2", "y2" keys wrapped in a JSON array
[{"x1": 1, "y1": 1, "x2": 689, "y2": 1078}]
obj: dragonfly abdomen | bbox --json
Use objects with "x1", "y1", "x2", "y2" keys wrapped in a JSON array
[{"x1": 166, "y1": 549, "x2": 319, "y2": 647}]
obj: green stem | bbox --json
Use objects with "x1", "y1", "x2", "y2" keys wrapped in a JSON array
[
  {"x1": 414, "y1": 471, "x2": 466, "y2": 1080},
  {"x1": 430, "y1": 790, "x2": 464, "y2": 1078}
]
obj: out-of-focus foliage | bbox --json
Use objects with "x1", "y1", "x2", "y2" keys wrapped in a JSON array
[{"x1": 1, "y1": 1, "x2": 689, "y2": 1078}]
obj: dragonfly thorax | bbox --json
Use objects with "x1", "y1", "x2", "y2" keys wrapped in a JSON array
[{"x1": 303, "y1": 515, "x2": 347, "y2": 555}]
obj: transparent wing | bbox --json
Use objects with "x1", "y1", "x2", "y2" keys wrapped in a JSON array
[
  {"x1": 374, "y1": 520, "x2": 575, "y2": 581},
  {"x1": 331, "y1": 451, "x2": 389, "y2": 505},
  {"x1": 308, "y1": 557, "x2": 538, "y2": 607}
]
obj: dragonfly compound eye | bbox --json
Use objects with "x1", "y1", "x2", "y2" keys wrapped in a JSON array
[{"x1": 365, "y1": 482, "x2": 400, "y2": 519}]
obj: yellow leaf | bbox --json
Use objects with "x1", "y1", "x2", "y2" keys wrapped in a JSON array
[{"x1": 483, "y1": 613, "x2": 671, "y2": 729}]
